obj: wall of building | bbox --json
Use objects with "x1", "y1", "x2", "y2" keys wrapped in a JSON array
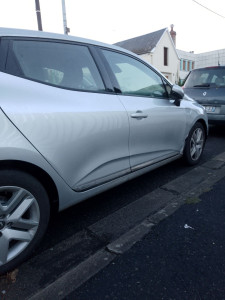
[
  {"x1": 140, "y1": 31, "x2": 179, "y2": 84},
  {"x1": 195, "y1": 49, "x2": 225, "y2": 68},
  {"x1": 141, "y1": 53, "x2": 153, "y2": 65},
  {"x1": 152, "y1": 31, "x2": 179, "y2": 83},
  {"x1": 177, "y1": 49, "x2": 195, "y2": 83}
]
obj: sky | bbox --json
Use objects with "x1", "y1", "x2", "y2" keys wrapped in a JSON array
[{"x1": 0, "y1": 0, "x2": 224, "y2": 54}]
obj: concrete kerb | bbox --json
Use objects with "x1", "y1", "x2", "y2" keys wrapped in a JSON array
[
  {"x1": 29, "y1": 151, "x2": 225, "y2": 300},
  {"x1": 107, "y1": 153, "x2": 225, "y2": 256}
]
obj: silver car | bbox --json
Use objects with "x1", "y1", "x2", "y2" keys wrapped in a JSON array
[{"x1": 0, "y1": 28, "x2": 208, "y2": 274}]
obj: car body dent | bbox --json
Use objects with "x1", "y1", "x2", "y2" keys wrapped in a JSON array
[
  {"x1": 0, "y1": 104, "x2": 129, "y2": 211},
  {"x1": 0, "y1": 72, "x2": 130, "y2": 191}
]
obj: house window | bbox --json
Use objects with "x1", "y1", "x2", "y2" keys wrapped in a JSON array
[
  {"x1": 180, "y1": 59, "x2": 183, "y2": 71},
  {"x1": 164, "y1": 47, "x2": 168, "y2": 66},
  {"x1": 183, "y1": 60, "x2": 185, "y2": 70},
  {"x1": 192, "y1": 61, "x2": 195, "y2": 69},
  {"x1": 187, "y1": 61, "x2": 190, "y2": 71}
]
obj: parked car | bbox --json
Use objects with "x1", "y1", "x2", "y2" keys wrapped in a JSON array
[
  {"x1": 0, "y1": 28, "x2": 208, "y2": 274},
  {"x1": 183, "y1": 66, "x2": 225, "y2": 124}
]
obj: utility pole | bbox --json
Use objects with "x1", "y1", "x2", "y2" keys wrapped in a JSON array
[
  {"x1": 62, "y1": 0, "x2": 70, "y2": 34},
  {"x1": 35, "y1": 0, "x2": 43, "y2": 31}
]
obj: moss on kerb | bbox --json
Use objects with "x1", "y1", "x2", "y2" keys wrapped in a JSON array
[{"x1": 185, "y1": 197, "x2": 201, "y2": 204}]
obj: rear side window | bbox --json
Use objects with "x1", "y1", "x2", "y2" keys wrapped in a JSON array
[
  {"x1": 0, "y1": 38, "x2": 2, "y2": 70},
  {"x1": 184, "y1": 68, "x2": 225, "y2": 88},
  {"x1": 0, "y1": 38, "x2": 8, "y2": 71},
  {"x1": 5, "y1": 39, "x2": 106, "y2": 92},
  {"x1": 101, "y1": 49, "x2": 168, "y2": 98}
]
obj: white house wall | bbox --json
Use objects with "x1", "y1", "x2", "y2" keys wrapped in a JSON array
[
  {"x1": 140, "y1": 31, "x2": 179, "y2": 83},
  {"x1": 177, "y1": 49, "x2": 195, "y2": 83},
  {"x1": 195, "y1": 49, "x2": 225, "y2": 68},
  {"x1": 141, "y1": 53, "x2": 153, "y2": 65}
]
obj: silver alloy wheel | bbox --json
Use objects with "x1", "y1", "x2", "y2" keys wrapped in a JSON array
[
  {"x1": 0, "y1": 186, "x2": 40, "y2": 266},
  {"x1": 190, "y1": 127, "x2": 204, "y2": 161}
]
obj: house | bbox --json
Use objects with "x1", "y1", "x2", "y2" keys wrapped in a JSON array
[{"x1": 115, "y1": 26, "x2": 180, "y2": 83}]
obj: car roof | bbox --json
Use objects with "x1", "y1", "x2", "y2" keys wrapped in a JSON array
[
  {"x1": 0, "y1": 27, "x2": 134, "y2": 56},
  {"x1": 0, "y1": 27, "x2": 171, "y2": 85},
  {"x1": 191, "y1": 66, "x2": 225, "y2": 72}
]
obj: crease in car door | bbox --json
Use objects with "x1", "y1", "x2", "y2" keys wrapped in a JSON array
[{"x1": 2, "y1": 39, "x2": 131, "y2": 191}]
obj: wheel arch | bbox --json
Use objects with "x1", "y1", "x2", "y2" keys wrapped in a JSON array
[
  {"x1": 196, "y1": 118, "x2": 208, "y2": 138},
  {"x1": 0, "y1": 160, "x2": 59, "y2": 214},
  {"x1": 185, "y1": 118, "x2": 208, "y2": 143}
]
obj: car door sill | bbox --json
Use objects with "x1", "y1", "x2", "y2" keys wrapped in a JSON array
[
  {"x1": 74, "y1": 154, "x2": 181, "y2": 192},
  {"x1": 74, "y1": 168, "x2": 131, "y2": 192},
  {"x1": 131, "y1": 153, "x2": 181, "y2": 172}
]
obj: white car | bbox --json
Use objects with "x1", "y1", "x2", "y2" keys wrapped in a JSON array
[{"x1": 0, "y1": 28, "x2": 208, "y2": 274}]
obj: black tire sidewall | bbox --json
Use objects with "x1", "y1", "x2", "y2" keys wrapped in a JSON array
[
  {"x1": 184, "y1": 122, "x2": 206, "y2": 166},
  {"x1": 0, "y1": 169, "x2": 50, "y2": 275}
]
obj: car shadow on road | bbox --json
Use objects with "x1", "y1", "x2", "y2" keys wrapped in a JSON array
[{"x1": 209, "y1": 124, "x2": 225, "y2": 137}]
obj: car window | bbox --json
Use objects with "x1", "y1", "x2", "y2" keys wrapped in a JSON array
[
  {"x1": 185, "y1": 68, "x2": 225, "y2": 88},
  {"x1": 6, "y1": 40, "x2": 106, "y2": 92},
  {"x1": 164, "y1": 80, "x2": 172, "y2": 96},
  {"x1": 0, "y1": 38, "x2": 3, "y2": 71},
  {"x1": 102, "y1": 50, "x2": 168, "y2": 98}
]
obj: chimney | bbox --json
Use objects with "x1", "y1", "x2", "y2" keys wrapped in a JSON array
[{"x1": 170, "y1": 24, "x2": 176, "y2": 47}]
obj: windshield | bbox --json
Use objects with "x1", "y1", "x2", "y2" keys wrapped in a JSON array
[{"x1": 184, "y1": 67, "x2": 225, "y2": 88}]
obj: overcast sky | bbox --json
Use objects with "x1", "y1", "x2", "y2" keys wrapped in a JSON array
[{"x1": 0, "y1": 0, "x2": 224, "y2": 53}]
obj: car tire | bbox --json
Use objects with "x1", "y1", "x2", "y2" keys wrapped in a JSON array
[
  {"x1": 183, "y1": 122, "x2": 206, "y2": 165},
  {"x1": 0, "y1": 170, "x2": 50, "y2": 275}
]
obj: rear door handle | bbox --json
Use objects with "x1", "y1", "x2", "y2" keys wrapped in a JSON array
[{"x1": 131, "y1": 111, "x2": 148, "y2": 119}]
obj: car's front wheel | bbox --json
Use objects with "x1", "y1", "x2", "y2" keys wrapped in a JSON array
[
  {"x1": 183, "y1": 122, "x2": 206, "y2": 165},
  {"x1": 0, "y1": 170, "x2": 50, "y2": 275}
]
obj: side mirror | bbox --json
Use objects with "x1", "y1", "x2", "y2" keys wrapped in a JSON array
[{"x1": 170, "y1": 85, "x2": 184, "y2": 106}]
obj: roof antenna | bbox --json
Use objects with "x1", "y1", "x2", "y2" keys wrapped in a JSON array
[{"x1": 35, "y1": 0, "x2": 43, "y2": 31}]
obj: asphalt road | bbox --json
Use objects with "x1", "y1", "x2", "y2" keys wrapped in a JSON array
[
  {"x1": 0, "y1": 124, "x2": 225, "y2": 299},
  {"x1": 69, "y1": 176, "x2": 225, "y2": 300}
]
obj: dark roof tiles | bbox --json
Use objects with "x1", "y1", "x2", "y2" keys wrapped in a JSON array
[{"x1": 114, "y1": 28, "x2": 167, "y2": 55}]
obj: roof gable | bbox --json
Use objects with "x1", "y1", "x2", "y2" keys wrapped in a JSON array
[
  {"x1": 156, "y1": 30, "x2": 180, "y2": 60},
  {"x1": 114, "y1": 28, "x2": 167, "y2": 55}
]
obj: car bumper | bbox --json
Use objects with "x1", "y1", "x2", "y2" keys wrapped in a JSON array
[
  {"x1": 207, "y1": 114, "x2": 225, "y2": 124},
  {"x1": 203, "y1": 104, "x2": 225, "y2": 124}
]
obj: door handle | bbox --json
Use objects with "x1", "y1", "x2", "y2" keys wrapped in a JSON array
[{"x1": 131, "y1": 111, "x2": 148, "y2": 119}]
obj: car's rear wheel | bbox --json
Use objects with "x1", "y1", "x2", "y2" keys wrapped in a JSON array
[
  {"x1": 0, "y1": 170, "x2": 50, "y2": 275},
  {"x1": 183, "y1": 122, "x2": 206, "y2": 165}
]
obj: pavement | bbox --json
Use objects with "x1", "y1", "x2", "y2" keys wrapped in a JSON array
[{"x1": 1, "y1": 151, "x2": 225, "y2": 300}]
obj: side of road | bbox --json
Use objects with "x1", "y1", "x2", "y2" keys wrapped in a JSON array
[
  {"x1": 29, "y1": 151, "x2": 225, "y2": 300},
  {"x1": 69, "y1": 170, "x2": 225, "y2": 300}
]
